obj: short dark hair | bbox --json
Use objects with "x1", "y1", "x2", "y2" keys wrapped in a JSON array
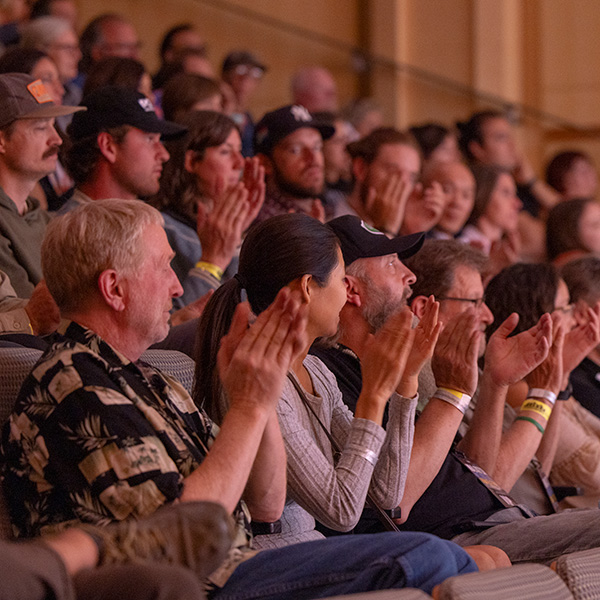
[
  {"x1": 0, "y1": 47, "x2": 48, "y2": 75},
  {"x1": 161, "y1": 73, "x2": 221, "y2": 123},
  {"x1": 545, "y1": 150, "x2": 592, "y2": 194},
  {"x1": 194, "y1": 213, "x2": 340, "y2": 424},
  {"x1": 346, "y1": 127, "x2": 420, "y2": 164},
  {"x1": 456, "y1": 110, "x2": 505, "y2": 162},
  {"x1": 546, "y1": 197, "x2": 593, "y2": 261},
  {"x1": 159, "y1": 23, "x2": 201, "y2": 62},
  {"x1": 485, "y1": 263, "x2": 559, "y2": 337},
  {"x1": 83, "y1": 57, "x2": 145, "y2": 97},
  {"x1": 405, "y1": 239, "x2": 486, "y2": 301},
  {"x1": 63, "y1": 124, "x2": 129, "y2": 186},
  {"x1": 409, "y1": 123, "x2": 451, "y2": 160},
  {"x1": 561, "y1": 256, "x2": 600, "y2": 305}
]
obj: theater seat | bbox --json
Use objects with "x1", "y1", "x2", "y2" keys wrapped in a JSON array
[
  {"x1": 555, "y1": 547, "x2": 600, "y2": 600},
  {"x1": 435, "y1": 563, "x2": 573, "y2": 599}
]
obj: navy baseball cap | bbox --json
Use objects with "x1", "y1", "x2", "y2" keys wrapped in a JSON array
[
  {"x1": 69, "y1": 86, "x2": 187, "y2": 141},
  {"x1": 328, "y1": 215, "x2": 424, "y2": 266},
  {"x1": 254, "y1": 104, "x2": 335, "y2": 156}
]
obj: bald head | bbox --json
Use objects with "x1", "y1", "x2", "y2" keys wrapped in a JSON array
[{"x1": 291, "y1": 66, "x2": 338, "y2": 112}]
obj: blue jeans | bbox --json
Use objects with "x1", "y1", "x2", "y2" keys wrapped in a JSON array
[{"x1": 214, "y1": 531, "x2": 477, "y2": 600}]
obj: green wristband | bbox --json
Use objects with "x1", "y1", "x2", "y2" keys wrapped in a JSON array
[{"x1": 515, "y1": 415, "x2": 545, "y2": 435}]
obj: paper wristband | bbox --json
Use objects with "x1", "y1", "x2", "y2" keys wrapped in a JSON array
[
  {"x1": 528, "y1": 388, "x2": 557, "y2": 406},
  {"x1": 521, "y1": 399, "x2": 552, "y2": 421},
  {"x1": 435, "y1": 387, "x2": 472, "y2": 414},
  {"x1": 195, "y1": 261, "x2": 224, "y2": 281}
]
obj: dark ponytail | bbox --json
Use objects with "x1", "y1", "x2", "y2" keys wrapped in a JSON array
[{"x1": 194, "y1": 213, "x2": 340, "y2": 423}]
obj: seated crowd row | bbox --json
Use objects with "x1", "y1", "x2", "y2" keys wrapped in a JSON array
[{"x1": 1, "y1": 3, "x2": 600, "y2": 600}]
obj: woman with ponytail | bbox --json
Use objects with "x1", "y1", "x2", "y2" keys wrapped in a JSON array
[{"x1": 193, "y1": 213, "x2": 436, "y2": 549}]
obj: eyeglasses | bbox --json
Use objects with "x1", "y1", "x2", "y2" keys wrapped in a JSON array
[
  {"x1": 233, "y1": 65, "x2": 264, "y2": 79},
  {"x1": 554, "y1": 303, "x2": 574, "y2": 315},
  {"x1": 437, "y1": 296, "x2": 485, "y2": 308}
]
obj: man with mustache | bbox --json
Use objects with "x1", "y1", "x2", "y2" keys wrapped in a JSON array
[
  {"x1": 0, "y1": 73, "x2": 82, "y2": 298},
  {"x1": 254, "y1": 104, "x2": 334, "y2": 222}
]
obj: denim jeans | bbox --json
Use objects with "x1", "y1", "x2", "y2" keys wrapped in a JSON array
[{"x1": 214, "y1": 531, "x2": 477, "y2": 600}]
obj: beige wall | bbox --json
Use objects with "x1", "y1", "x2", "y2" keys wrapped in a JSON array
[{"x1": 74, "y1": 0, "x2": 600, "y2": 172}]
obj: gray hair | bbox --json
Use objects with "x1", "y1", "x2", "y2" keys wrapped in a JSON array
[
  {"x1": 405, "y1": 239, "x2": 486, "y2": 301},
  {"x1": 20, "y1": 16, "x2": 72, "y2": 49},
  {"x1": 42, "y1": 199, "x2": 163, "y2": 313}
]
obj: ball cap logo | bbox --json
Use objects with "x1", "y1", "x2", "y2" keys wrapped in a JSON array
[
  {"x1": 290, "y1": 105, "x2": 312, "y2": 122},
  {"x1": 360, "y1": 221, "x2": 385, "y2": 236},
  {"x1": 138, "y1": 98, "x2": 155, "y2": 113},
  {"x1": 27, "y1": 80, "x2": 53, "y2": 104}
]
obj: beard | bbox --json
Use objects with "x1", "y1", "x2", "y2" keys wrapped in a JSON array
[
  {"x1": 360, "y1": 274, "x2": 411, "y2": 333},
  {"x1": 272, "y1": 162, "x2": 324, "y2": 199}
]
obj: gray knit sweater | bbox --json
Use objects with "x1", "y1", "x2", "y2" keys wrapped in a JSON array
[{"x1": 253, "y1": 355, "x2": 417, "y2": 549}]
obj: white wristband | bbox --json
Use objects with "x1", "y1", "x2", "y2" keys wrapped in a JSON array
[
  {"x1": 528, "y1": 388, "x2": 557, "y2": 407},
  {"x1": 435, "y1": 387, "x2": 472, "y2": 414}
]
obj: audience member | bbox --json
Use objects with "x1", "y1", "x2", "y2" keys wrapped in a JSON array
[
  {"x1": 562, "y1": 256, "x2": 600, "y2": 417},
  {"x1": 459, "y1": 164, "x2": 522, "y2": 280},
  {"x1": 0, "y1": 0, "x2": 28, "y2": 47},
  {"x1": 0, "y1": 269, "x2": 59, "y2": 334},
  {"x1": 1, "y1": 198, "x2": 480, "y2": 598},
  {"x1": 314, "y1": 111, "x2": 353, "y2": 217},
  {"x1": 426, "y1": 161, "x2": 475, "y2": 240},
  {"x1": 546, "y1": 197, "x2": 600, "y2": 266},
  {"x1": 486, "y1": 262, "x2": 600, "y2": 510},
  {"x1": 20, "y1": 15, "x2": 82, "y2": 113},
  {"x1": 221, "y1": 50, "x2": 266, "y2": 156},
  {"x1": 397, "y1": 239, "x2": 600, "y2": 562},
  {"x1": 62, "y1": 86, "x2": 185, "y2": 212},
  {"x1": 153, "y1": 110, "x2": 263, "y2": 307},
  {"x1": 78, "y1": 13, "x2": 141, "y2": 81},
  {"x1": 0, "y1": 73, "x2": 81, "y2": 296},
  {"x1": 291, "y1": 66, "x2": 338, "y2": 112},
  {"x1": 254, "y1": 104, "x2": 334, "y2": 222},
  {"x1": 341, "y1": 128, "x2": 425, "y2": 235},
  {"x1": 30, "y1": 0, "x2": 77, "y2": 28},
  {"x1": 152, "y1": 23, "x2": 206, "y2": 90},
  {"x1": 341, "y1": 97, "x2": 383, "y2": 138},
  {"x1": 457, "y1": 110, "x2": 559, "y2": 216},
  {"x1": 409, "y1": 123, "x2": 461, "y2": 174},
  {"x1": 0, "y1": 501, "x2": 232, "y2": 600},
  {"x1": 83, "y1": 56, "x2": 154, "y2": 104},
  {"x1": 545, "y1": 150, "x2": 598, "y2": 201},
  {"x1": 0, "y1": 47, "x2": 76, "y2": 209},
  {"x1": 161, "y1": 73, "x2": 222, "y2": 123}
]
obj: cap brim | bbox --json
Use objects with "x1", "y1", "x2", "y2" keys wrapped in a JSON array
[
  {"x1": 22, "y1": 104, "x2": 86, "y2": 120},
  {"x1": 147, "y1": 119, "x2": 187, "y2": 140},
  {"x1": 377, "y1": 231, "x2": 425, "y2": 259}
]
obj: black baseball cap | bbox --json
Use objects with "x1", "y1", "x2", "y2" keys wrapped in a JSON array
[
  {"x1": 254, "y1": 104, "x2": 335, "y2": 156},
  {"x1": 328, "y1": 215, "x2": 424, "y2": 266},
  {"x1": 69, "y1": 86, "x2": 187, "y2": 141},
  {"x1": 222, "y1": 50, "x2": 266, "y2": 75}
]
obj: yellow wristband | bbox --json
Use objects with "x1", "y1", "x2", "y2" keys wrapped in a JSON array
[
  {"x1": 520, "y1": 399, "x2": 552, "y2": 421},
  {"x1": 195, "y1": 261, "x2": 224, "y2": 281}
]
